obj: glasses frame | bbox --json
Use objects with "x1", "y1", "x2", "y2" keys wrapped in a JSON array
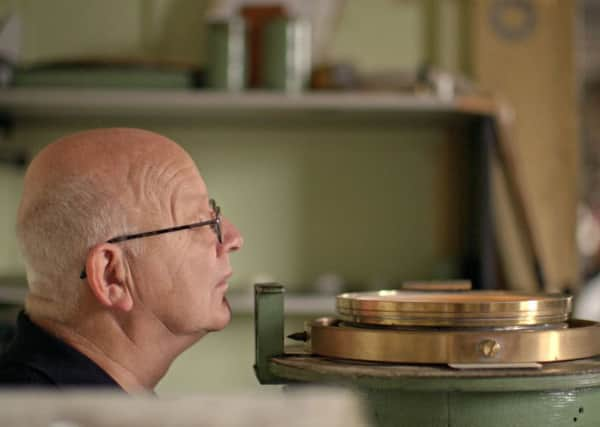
[{"x1": 80, "y1": 199, "x2": 222, "y2": 279}]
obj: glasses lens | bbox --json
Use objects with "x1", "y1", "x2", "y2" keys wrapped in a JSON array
[
  {"x1": 209, "y1": 199, "x2": 223, "y2": 243},
  {"x1": 214, "y1": 219, "x2": 222, "y2": 244}
]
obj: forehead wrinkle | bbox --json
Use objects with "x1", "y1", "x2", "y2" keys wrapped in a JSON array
[
  {"x1": 162, "y1": 164, "x2": 202, "y2": 225},
  {"x1": 125, "y1": 162, "x2": 162, "y2": 226},
  {"x1": 125, "y1": 157, "x2": 188, "y2": 226},
  {"x1": 172, "y1": 184, "x2": 207, "y2": 224}
]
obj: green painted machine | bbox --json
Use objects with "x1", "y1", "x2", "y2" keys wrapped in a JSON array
[{"x1": 254, "y1": 283, "x2": 600, "y2": 427}]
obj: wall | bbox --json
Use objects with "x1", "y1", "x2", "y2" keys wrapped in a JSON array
[{"x1": 3, "y1": 118, "x2": 470, "y2": 293}]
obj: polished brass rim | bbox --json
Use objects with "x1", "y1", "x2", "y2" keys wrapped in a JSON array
[
  {"x1": 337, "y1": 314, "x2": 569, "y2": 328},
  {"x1": 336, "y1": 290, "x2": 572, "y2": 327},
  {"x1": 308, "y1": 317, "x2": 600, "y2": 364}
]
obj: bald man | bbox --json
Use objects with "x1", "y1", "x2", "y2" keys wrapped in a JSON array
[{"x1": 0, "y1": 128, "x2": 243, "y2": 391}]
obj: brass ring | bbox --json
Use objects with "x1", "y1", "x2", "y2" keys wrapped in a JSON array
[{"x1": 309, "y1": 318, "x2": 600, "y2": 364}]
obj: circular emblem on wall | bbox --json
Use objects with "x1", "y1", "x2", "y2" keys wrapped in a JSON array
[{"x1": 489, "y1": 0, "x2": 537, "y2": 41}]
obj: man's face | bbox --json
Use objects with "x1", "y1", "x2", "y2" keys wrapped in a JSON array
[{"x1": 131, "y1": 161, "x2": 243, "y2": 336}]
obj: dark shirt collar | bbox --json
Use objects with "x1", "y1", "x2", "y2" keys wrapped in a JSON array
[{"x1": 1, "y1": 311, "x2": 122, "y2": 389}]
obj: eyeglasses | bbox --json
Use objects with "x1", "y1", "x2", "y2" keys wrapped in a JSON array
[{"x1": 80, "y1": 199, "x2": 222, "y2": 279}]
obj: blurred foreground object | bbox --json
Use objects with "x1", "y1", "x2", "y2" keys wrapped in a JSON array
[{"x1": 0, "y1": 389, "x2": 369, "y2": 427}]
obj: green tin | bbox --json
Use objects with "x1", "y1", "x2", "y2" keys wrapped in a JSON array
[
  {"x1": 205, "y1": 17, "x2": 247, "y2": 91},
  {"x1": 261, "y1": 18, "x2": 311, "y2": 92}
]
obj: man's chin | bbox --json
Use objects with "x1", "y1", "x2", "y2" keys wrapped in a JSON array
[{"x1": 207, "y1": 298, "x2": 232, "y2": 332}]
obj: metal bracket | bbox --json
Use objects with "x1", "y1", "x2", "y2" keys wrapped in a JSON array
[{"x1": 254, "y1": 283, "x2": 286, "y2": 384}]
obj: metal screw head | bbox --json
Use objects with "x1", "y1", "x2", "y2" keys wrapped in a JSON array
[{"x1": 479, "y1": 339, "x2": 501, "y2": 358}]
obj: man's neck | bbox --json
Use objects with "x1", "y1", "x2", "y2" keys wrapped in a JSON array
[{"x1": 28, "y1": 308, "x2": 198, "y2": 393}]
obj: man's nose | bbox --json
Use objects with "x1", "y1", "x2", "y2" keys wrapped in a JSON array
[{"x1": 221, "y1": 217, "x2": 243, "y2": 252}]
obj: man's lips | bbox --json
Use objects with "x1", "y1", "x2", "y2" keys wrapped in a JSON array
[{"x1": 217, "y1": 272, "x2": 233, "y2": 288}]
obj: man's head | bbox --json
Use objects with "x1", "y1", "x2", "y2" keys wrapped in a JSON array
[{"x1": 16, "y1": 128, "x2": 243, "y2": 337}]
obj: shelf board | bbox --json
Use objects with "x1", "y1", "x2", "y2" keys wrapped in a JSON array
[{"x1": 0, "y1": 88, "x2": 496, "y2": 122}]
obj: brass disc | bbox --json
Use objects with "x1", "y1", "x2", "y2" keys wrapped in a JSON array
[
  {"x1": 309, "y1": 318, "x2": 600, "y2": 364},
  {"x1": 336, "y1": 290, "x2": 571, "y2": 327}
]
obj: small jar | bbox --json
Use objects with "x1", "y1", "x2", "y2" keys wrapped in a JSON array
[
  {"x1": 261, "y1": 17, "x2": 311, "y2": 92},
  {"x1": 205, "y1": 17, "x2": 247, "y2": 91}
]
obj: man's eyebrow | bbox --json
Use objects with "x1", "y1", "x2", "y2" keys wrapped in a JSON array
[
  {"x1": 190, "y1": 194, "x2": 209, "y2": 211},
  {"x1": 196, "y1": 194, "x2": 210, "y2": 210},
  {"x1": 171, "y1": 187, "x2": 206, "y2": 223}
]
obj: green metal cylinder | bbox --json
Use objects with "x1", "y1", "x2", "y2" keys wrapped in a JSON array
[
  {"x1": 261, "y1": 18, "x2": 311, "y2": 92},
  {"x1": 361, "y1": 388, "x2": 593, "y2": 427},
  {"x1": 270, "y1": 356, "x2": 600, "y2": 427},
  {"x1": 205, "y1": 17, "x2": 247, "y2": 91}
]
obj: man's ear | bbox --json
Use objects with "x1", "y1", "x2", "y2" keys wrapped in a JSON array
[{"x1": 84, "y1": 243, "x2": 133, "y2": 312}]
